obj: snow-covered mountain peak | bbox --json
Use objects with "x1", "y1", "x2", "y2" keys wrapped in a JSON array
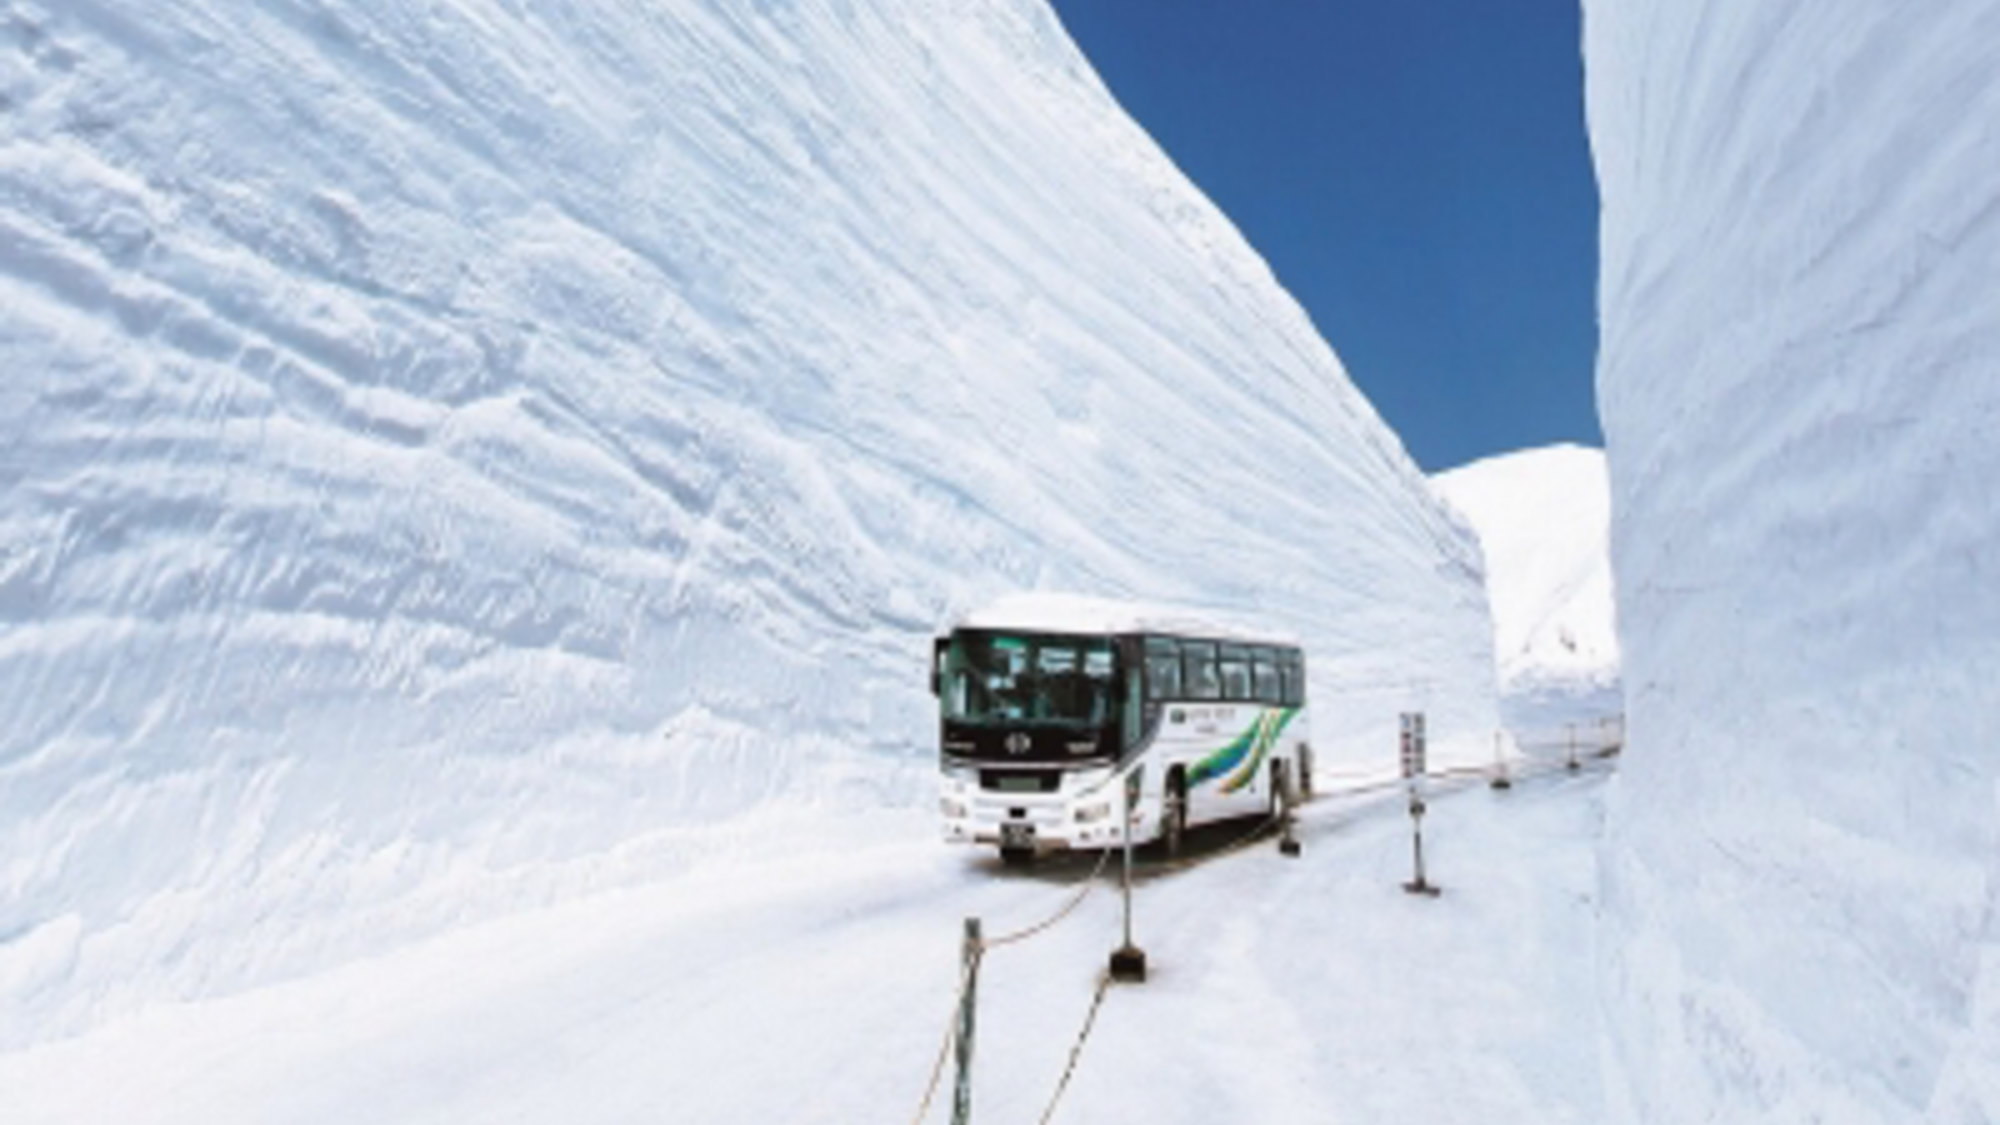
[{"x1": 1432, "y1": 443, "x2": 1618, "y2": 729}]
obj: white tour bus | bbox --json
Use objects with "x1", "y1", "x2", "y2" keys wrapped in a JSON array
[{"x1": 931, "y1": 594, "x2": 1311, "y2": 864}]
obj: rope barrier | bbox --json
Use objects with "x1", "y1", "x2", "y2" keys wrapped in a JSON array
[
  {"x1": 1036, "y1": 971, "x2": 1112, "y2": 1125},
  {"x1": 908, "y1": 950, "x2": 983, "y2": 1125},
  {"x1": 1136, "y1": 807, "x2": 1285, "y2": 875},
  {"x1": 985, "y1": 846, "x2": 1113, "y2": 949},
  {"x1": 1490, "y1": 754, "x2": 1616, "y2": 786},
  {"x1": 908, "y1": 726, "x2": 1619, "y2": 1123},
  {"x1": 907, "y1": 847, "x2": 1112, "y2": 1122}
]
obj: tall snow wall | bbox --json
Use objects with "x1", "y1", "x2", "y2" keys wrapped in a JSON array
[
  {"x1": 0, "y1": 0, "x2": 1495, "y2": 1045},
  {"x1": 1585, "y1": 1, "x2": 2000, "y2": 1118}
]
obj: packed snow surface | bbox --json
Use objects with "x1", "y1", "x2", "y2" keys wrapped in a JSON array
[
  {"x1": 1432, "y1": 444, "x2": 1618, "y2": 736},
  {"x1": 0, "y1": 769, "x2": 1614, "y2": 1125},
  {"x1": 0, "y1": 0, "x2": 1496, "y2": 1047},
  {"x1": 1585, "y1": 0, "x2": 2000, "y2": 1118}
]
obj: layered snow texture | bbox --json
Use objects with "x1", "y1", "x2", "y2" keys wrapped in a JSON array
[
  {"x1": 1585, "y1": 0, "x2": 2000, "y2": 1118},
  {"x1": 1433, "y1": 444, "x2": 1618, "y2": 736},
  {"x1": 0, "y1": 0, "x2": 1496, "y2": 1046}
]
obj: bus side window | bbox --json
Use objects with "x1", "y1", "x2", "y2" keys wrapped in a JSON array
[
  {"x1": 1218, "y1": 644, "x2": 1252, "y2": 701},
  {"x1": 1252, "y1": 649, "x2": 1282, "y2": 703},
  {"x1": 1280, "y1": 649, "x2": 1305, "y2": 706},
  {"x1": 1183, "y1": 641, "x2": 1221, "y2": 701},
  {"x1": 1144, "y1": 638, "x2": 1183, "y2": 703}
]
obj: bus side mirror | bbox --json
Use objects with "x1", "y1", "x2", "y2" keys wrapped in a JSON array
[{"x1": 930, "y1": 638, "x2": 946, "y2": 696}]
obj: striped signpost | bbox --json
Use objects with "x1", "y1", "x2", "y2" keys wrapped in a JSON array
[{"x1": 1400, "y1": 712, "x2": 1440, "y2": 897}]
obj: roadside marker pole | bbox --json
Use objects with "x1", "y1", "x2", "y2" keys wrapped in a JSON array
[
  {"x1": 1400, "y1": 712, "x2": 1441, "y2": 897},
  {"x1": 1404, "y1": 792, "x2": 1440, "y2": 897},
  {"x1": 1278, "y1": 763, "x2": 1302, "y2": 858},
  {"x1": 1566, "y1": 722, "x2": 1580, "y2": 772},
  {"x1": 953, "y1": 918, "x2": 980, "y2": 1125},
  {"x1": 1108, "y1": 769, "x2": 1147, "y2": 982},
  {"x1": 1490, "y1": 729, "x2": 1512, "y2": 790}
]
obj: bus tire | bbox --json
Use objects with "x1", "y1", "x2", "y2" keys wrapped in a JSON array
[
  {"x1": 1162, "y1": 772, "x2": 1188, "y2": 858},
  {"x1": 1269, "y1": 761, "x2": 1289, "y2": 821}
]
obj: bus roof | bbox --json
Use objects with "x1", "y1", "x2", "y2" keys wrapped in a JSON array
[{"x1": 948, "y1": 592, "x2": 1300, "y2": 648}]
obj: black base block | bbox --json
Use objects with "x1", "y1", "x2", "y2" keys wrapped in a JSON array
[
  {"x1": 1108, "y1": 944, "x2": 1148, "y2": 983},
  {"x1": 1403, "y1": 879, "x2": 1442, "y2": 897}
]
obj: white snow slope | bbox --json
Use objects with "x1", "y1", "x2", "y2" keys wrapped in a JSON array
[
  {"x1": 0, "y1": 0, "x2": 1495, "y2": 1048},
  {"x1": 1433, "y1": 444, "x2": 1618, "y2": 736},
  {"x1": 1585, "y1": 0, "x2": 2000, "y2": 1119}
]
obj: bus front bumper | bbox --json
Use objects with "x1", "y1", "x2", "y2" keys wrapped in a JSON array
[{"x1": 940, "y1": 785, "x2": 1155, "y2": 852}]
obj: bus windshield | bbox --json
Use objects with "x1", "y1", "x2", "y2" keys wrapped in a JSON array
[{"x1": 941, "y1": 631, "x2": 1116, "y2": 729}]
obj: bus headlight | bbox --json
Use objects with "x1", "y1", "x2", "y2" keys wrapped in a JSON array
[
  {"x1": 1074, "y1": 800, "x2": 1112, "y2": 825},
  {"x1": 941, "y1": 796, "x2": 969, "y2": 819}
]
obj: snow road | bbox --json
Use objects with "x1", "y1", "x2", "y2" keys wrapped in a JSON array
[{"x1": 1, "y1": 768, "x2": 1608, "y2": 1124}]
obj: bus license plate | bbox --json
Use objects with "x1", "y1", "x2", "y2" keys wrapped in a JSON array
[{"x1": 1002, "y1": 823, "x2": 1034, "y2": 848}]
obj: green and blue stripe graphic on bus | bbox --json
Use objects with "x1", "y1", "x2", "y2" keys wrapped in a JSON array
[{"x1": 1187, "y1": 708, "x2": 1300, "y2": 793}]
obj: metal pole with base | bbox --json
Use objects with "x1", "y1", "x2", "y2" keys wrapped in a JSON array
[
  {"x1": 952, "y1": 917, "x2": 980, "y2": 1125},
  {"x1": 1278, "y1": 762, "x2": 1302, "y2": 857},
  {"x1": 1399, "y1": 712, "x2": 1440, "y2": 897},
  {"x1": 1490, "y1": 729, "x2": 1512, "y2": 790},
  {"x1": 1108, "y1": 768, "x2": 1147, "y2": 983},
  {"x1": 1403, "y1": 792, "x2": 1441, "y2": 897}
]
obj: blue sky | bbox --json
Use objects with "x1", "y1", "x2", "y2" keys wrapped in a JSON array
[{"x1": 1047, "y1": 0, "x2": 1600, "y2": 472}]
